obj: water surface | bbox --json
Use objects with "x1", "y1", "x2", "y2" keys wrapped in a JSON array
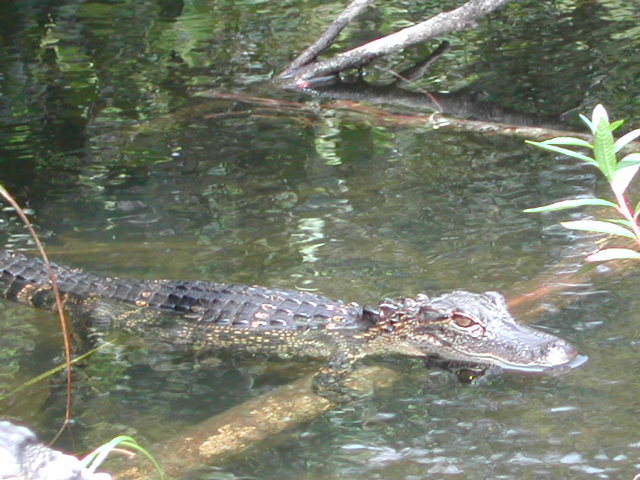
[{"x1": 1, "y1": 1, "x2": 640, "y2": 479}]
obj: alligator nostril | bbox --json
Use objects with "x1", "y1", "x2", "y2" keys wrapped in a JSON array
[{"x1": 543, "y1": 340, "x2": 578, "y2": 366}]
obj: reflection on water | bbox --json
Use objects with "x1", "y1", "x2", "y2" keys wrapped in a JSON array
[
  {"x1": 292, "y1": 217, "x2": 326, "y2": 263},
  {"x1": 1, "y1": 1, "x2": 640, "y2": 479}
]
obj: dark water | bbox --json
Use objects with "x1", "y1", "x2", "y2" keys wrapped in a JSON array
[{"x1": 1, "y1": 1, "x2": 640, "y2": 479}]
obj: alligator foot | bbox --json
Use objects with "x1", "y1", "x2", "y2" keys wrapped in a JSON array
[{"x1": 311, "y1": 365, "x2": 374, "y2": 403}]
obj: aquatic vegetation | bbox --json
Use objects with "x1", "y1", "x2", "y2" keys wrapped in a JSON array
[
  {"x1": 81, "y1": 435, "x2": 164, "y2": 478},
  {"x1": 525, "y1": 105, "x2": 640, "y2": 262}
]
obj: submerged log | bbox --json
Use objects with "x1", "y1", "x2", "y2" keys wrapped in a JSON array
[
  {"x1": 198, "y1": 91, "x2": 584, "y2": 141},
  {"x1": 113, "y1": 366, "x2": 398, "y2": 479}
]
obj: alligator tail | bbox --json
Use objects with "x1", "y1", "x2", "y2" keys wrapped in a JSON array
[{"x1": 0, "y1": 250, "x2": 106, "y2": 309}]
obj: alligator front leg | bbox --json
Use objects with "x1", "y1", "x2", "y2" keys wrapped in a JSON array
[{"x1": 311, "y1": 352, "x2": 373, "y2": 402}]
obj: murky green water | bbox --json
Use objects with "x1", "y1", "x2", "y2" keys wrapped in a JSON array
[{"x1": 1, "y1": 1, "x2": 640, "y2": 479}]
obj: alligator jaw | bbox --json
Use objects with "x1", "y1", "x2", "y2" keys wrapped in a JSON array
[
  {"x1": 451, "y1": 336, "x2": 588, "y2": 374},
  {"x1": 496, "y1": 353, "x2": 589, "y2": 374},
  {"x1": 486, "y1": 341, "x2": 589, "y2": 374},
  {"x1": 446, "y1": 322, "x2": 585, "y2": 372},
  {"x1": 422, "y1": 328, "x2": 585, "y2": 374}
]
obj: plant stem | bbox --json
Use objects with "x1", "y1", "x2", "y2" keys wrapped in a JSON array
[{"x1": 615, "y1": 190, "x2": 640, "y2": 245}]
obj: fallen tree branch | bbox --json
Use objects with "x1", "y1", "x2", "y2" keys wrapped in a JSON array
[
  {"x1": 280, "y1": 0, "x2": 517, "y2": 83},
  {"x1": 197, "y1": 91, "x2": 583, "y2": 141},
  {"x1": 288, "y1": 81, "x2": 566, "y2": 129}
]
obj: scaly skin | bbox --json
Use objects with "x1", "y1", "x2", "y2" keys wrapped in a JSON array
[{"x1": 0, "y1": 250, "x2": 583, "y2": 400}]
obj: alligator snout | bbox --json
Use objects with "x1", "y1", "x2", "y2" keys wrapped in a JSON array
[
  {"x1": 532, "y1": 337, "x2": 589, "y2": 373},
  {"x1": 495, "y1": 331, "x2": 587, "y2": 373},
  {"x1": 540, "y1": 339, "x2": 579, "y2": 367}
]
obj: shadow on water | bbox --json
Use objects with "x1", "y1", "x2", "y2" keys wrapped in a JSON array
[{"x1": 1, "y1": 1, "x2": 640, "y2": 479}]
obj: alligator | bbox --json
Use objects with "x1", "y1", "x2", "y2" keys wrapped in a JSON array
[{"x1": 0, "y1": 250, "x2": 585, "y2": 399}]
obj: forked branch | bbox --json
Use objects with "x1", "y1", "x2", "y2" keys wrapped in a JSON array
[
  {"x1": 280, "y1": 0, "x2": 517, "y2": 84},
  {"x1": 282, "y1": 0, "x2": 376, "y2": 76}
]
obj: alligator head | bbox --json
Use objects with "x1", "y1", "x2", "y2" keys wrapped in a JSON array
[{"x1": 376, "y1": 290, "x2": 586, "y2": 373}]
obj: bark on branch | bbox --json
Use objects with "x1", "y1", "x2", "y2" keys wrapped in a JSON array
[
  {"x1": 282, "y1": 0, "x2": 376, "y2": 76},
  {"x1": 280, "y1": 0, "x2": 517, "y2": 84}
]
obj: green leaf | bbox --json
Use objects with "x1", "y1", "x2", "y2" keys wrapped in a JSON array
[
  {"x1": 529, "y1": 137, "x2": 593, "y2": 148},
  {"x1": 560, "y1": 220, "x2": 637, "y2": 239},
  {"x1": 527, "y1": 142, "x2": 598, "y2": 167},
  {"x1": 609, "y1": 119, "x2": 625, "y2": 132},
  {"x1": 604, "y1": 218, "x2": 634, "y2": 228},
  {"x1": 592, "y1": 106, "x2": 617, "y2": 182},
  {"x1": 82, "y1": 435, "x2": 164, "y2": 477},
  {"x1": 591, "y1": 104, "x2": 610, "y2": 130},
  {"x1": 611, "y1": 154, "x2": 640, "y2": 195},
  {"x1": 618, "y1": 152, "x2": 640, "y2": 166},
  {"x1": 586, "y1": 248, "x2": 640, "y2": 262},
  {"x1": 615, "y1": 128, "x2": 640, "y2": 152},
  {"x1": 579, "y1": 113, "x2": 593, "y2": 133},
  {"x1": 524, "y1": 198, "x2": 617, "y2": 213}
]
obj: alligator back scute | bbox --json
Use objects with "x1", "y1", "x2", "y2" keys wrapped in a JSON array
[
  {"x1": 105, "y1": 278, "x2": 366, "y2": 330},
  {"x1": 0, "y1": 251, "x2": 366, "y2": 331}
]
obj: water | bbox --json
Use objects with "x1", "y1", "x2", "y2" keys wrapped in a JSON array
[{"x1": 1, "y1": 1, "x2": 640, "y2": 478}]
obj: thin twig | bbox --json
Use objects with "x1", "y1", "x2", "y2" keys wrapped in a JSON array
[
  {"x1": 281, "y1": 0, "x2": 376, "y2": 77},
  {"x1": 389, "y1": 40, "x2": 451, "y2": 85},
  {"x1": 0, "y1": 185, "x2": 74, "y2": 436}
]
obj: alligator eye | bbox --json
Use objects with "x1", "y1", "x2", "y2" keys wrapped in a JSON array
[{"x1": 451, "y1": 312, "x2": 476, "y2": 328}]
